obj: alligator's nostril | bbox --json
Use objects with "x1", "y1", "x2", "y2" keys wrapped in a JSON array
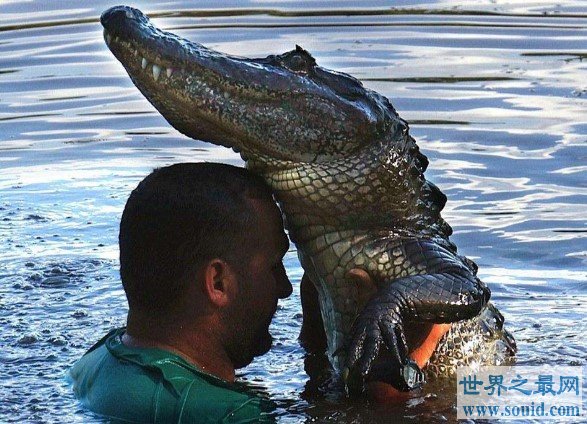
[{"x1": 100, "y1": 5, "x2": 138, "y2": 29}]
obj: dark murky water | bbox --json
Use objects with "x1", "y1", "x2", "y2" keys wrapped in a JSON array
[{"x1": 0, "y1": 1, "x2": 585, "y2": 422}]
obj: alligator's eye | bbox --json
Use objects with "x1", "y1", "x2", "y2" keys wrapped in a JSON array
[
  {"x1": 279, "y1": 45, "x2": 316, "y2": 74},
  {"x1": 287, "y1": 55, "x2": 309, "y2": 72}
]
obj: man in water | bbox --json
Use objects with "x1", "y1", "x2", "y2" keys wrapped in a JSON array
[{"x1": 69, "y1": 162, "x2": 292, "y2": 423}]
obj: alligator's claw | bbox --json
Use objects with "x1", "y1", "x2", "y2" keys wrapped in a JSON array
[
  {"x1": 345, "y1": 294, "x2": 417, "y2": 395},
  {"x1": 344, "y1": 268, "x2": 489, "y2": 395}
]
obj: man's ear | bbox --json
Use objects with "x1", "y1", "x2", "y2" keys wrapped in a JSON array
[{"x1": 203, "y1": 259, "x2": 236, "y2": 307}]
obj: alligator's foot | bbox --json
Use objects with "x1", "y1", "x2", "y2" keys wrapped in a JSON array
[{"x1": 344, "y1": 269, "x2": 490, "y2": 396}]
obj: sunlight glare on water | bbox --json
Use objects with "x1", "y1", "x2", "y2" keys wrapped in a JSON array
[{"x1": 0, "y1": 1, "x2": 585, "y2": 422}]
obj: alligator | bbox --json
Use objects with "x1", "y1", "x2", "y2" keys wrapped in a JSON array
[{"x1": 101, "y1": 6, "x2": 516, "y2": 395}]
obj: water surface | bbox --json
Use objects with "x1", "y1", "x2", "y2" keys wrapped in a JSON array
[{"x1": 0, "y1": 1, "x2": 585, "y2": 422}]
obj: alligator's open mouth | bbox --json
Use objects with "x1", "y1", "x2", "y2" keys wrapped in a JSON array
[{"x1": 101, "y1": 6, "x2": 402, "y2": 165}]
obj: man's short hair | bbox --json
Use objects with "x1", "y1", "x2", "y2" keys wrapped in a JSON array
[{"x1": 119, "y1": 162, "x2": 274, "y2": 314}]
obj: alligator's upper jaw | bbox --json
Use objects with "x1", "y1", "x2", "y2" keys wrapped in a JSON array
[
  {"x1": 101, "y1": 6, "x2": 396, "y2": 163},
  {"x1": 101, "y1": 5, "x2": 250, "y2": 154}
]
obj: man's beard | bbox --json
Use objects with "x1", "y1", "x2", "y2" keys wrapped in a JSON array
[
  {"x1": 227, "y1": 325, "x2": 273, "y2": 369},
  {"x1": 252, "y1": 327, "x2": 273, "y2": 357},
  {"x1": 223, "y1": 298, "x2": 275, "y2": 369}
]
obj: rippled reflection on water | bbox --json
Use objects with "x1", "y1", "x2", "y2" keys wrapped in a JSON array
[{"x1": 0, "y1": 1, "x2": 585, "y2": 422}]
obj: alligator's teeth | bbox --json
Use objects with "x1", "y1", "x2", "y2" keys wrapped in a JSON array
[
  {"x1": 166, "y1": 68, "x2": 173, "y2": 78},
  {"x1": 106, "y1": 34, "x2": 112, "y2": 45},
  {"x1": 141, "y1": 58, "x2": 148, "y2": 69},
  {"x1": 152, "y1": 64, "x2": 161, "y2": 81}
]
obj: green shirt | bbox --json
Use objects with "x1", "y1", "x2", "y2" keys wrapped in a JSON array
[{"x1": 69, "y1": 328, "x2": 274, "y2": 423}]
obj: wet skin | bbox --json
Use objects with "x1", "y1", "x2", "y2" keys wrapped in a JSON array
[{"x1": 101, "y1": 6, "x2": 515, "y2": 397}]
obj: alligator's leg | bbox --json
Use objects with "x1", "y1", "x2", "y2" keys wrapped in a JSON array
[
  {"x1": 299, "y1": 273, "x2": 327, "y2": 353},
  {"x1": 344, "y1": 240, "x2": 490, "y2": 394}
]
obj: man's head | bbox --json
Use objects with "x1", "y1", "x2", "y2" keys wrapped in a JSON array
[{"x1": 119, "y1": 162, "x2": 291, "y2": 368}]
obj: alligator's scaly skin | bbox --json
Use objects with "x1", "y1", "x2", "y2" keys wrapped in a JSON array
[{"x1": 101, "y1": 6, "x2": 516, "y2": 389}]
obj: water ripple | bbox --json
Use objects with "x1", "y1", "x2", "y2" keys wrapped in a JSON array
[{"x1": 0, "y1": 1, "x2": 585, "y2": 423}]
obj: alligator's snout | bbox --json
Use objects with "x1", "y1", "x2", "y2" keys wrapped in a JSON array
[
  {"x1": 101, "y1": 5, "x2": 405, "y2": 164},
  {"x1": 101, "y1": 6, "x2": 154, "y2": 47},
  {"x1": 101, "y1": 5, "x2": 139, "y2": 29}
]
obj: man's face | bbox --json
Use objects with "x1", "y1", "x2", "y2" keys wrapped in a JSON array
[{"x1": 224, "y1": 197, "x2": 292, "y2": 369}]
